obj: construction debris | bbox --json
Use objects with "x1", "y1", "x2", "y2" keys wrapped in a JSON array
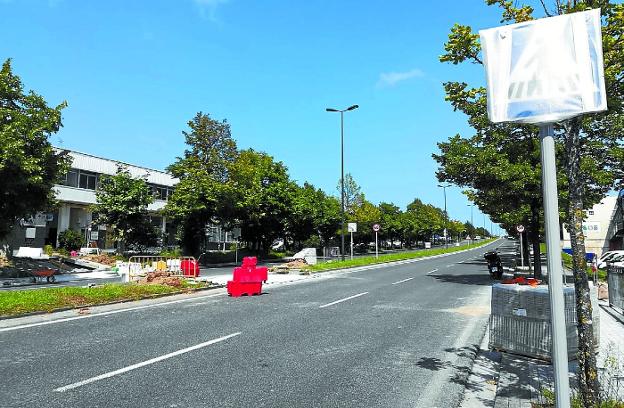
[{"x1": 137, "y1": 271, "x2": 182, "y2": 287}]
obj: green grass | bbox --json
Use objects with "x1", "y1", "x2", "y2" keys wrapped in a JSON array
[
  {"x1": 539, "y1": 243, "x2": 606, "y2": 281},
  {"x1": 0, "y1": 283, "x2": 207, "y2": 317},
  {"x1": 306, "y1": 238, "x2": 497, "y2": 273}
]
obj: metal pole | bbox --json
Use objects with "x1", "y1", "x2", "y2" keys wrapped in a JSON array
[
  {"x1": 350, "y1": 231, "x2": 353, "y2": 260},
  {"x1": 340, "y1": 111, "x2": 345, "y2": 261},
  {"x1": 443, "y1": 187, "x2": 448, "y2": 249},
  {"x1": 375, "y1": 231, "x2": 378, "y2": 259},
  {"x1": 520, "y1": 232, "x2": 524, "y2": 268},
  {"x1": 539, "y1": 124, "x2": 571, "y2": 408}
]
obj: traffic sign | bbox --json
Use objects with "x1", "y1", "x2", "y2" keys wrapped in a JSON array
[
  {"x1": 347, "y1": 223, "x2": 357, "y2": 233},
  {"x1": 372, "y1": 223, "x2": 380, "y2": 232},
  {"x1": 516, "y1": 225, "x2": 525, "y2": 233}
]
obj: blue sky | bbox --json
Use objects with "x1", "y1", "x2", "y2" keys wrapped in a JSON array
[{"x1": 0, "y1": 0, "x2": 517, "y2": 232}]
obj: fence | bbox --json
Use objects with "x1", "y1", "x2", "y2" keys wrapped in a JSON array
[
  {"x1": 608, "y1": 265, "x2": 624, "y2": 313},
  {"x1": 119, "y1": 256, "x2": 198, "y2": 281}
]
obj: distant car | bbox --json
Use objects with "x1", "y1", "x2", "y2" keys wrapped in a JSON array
[
  {"x1": 597, "y1": 250, "x2": 624, "y2": 269},
  {"x1": 475, "y1": 235, "x2": 481, "y2": 240}
]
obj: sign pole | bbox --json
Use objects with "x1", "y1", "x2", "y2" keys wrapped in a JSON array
[
  {"x1": 350, "y1": 231, "x2": 353, "y2": 260},
  {"x1": 375, "y1": 231, "x2": 378, "y2": 259},
  {"x1": 540, "y1": 123, "x2": 571, "y2": 408},
  {"x1": 520, "y1": 233, "x2": 524, "y2": 268}
]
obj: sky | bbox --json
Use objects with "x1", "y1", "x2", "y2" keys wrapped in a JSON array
[{"x1": 0, "y1": 0, "x2": 522, "y2": 233}]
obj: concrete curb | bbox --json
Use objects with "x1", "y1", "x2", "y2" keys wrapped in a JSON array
[{"x1": 0, "y1": 285, "x2": 222, "y2": 321}]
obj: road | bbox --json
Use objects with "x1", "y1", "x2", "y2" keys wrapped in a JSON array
[{"x1": 0, "y1": 240, "x2": 502, "y2": 408}]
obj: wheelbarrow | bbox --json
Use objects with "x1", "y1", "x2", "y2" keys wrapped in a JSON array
[{"x1": 29, "y1": 268, "x2": 57, "y2": 284}]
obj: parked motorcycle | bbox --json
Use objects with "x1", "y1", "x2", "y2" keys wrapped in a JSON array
[{"x1": 484, "y1": 251, "x2": 504, "y2": 279}]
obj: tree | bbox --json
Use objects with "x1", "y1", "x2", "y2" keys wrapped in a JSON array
[
  {"x1": 379, "y1": 202, "x2": 402, "y2": 248},
  {"x1": 349, "y1": 197, "x2": 381, "y2": 246},
  {"x1": 166, "y1": 112, "x2": 238, "y2": 255},
  {"x1": 0, "y1": 59, "x2": 69, "y2": 242},
  {"x1": 94, "y1": 166, "x2": 157, "y2": 254},
  {"x1": 337, "y1": 173, "x2": 363, "y2": 214},
  {"x1": 288, "y1": 183, "x2": 341, "y2": 250},
  {"x1": 437, "y1": 2, "x2": 624, "y2": 403},
  {"x1": 228, "y1": 149, "x2": 295, "y2": 253}
]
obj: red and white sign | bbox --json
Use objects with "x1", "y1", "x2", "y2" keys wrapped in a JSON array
[
  {"x1": 516, "y1": 225, "x2": 525, "y2": 233},
  {"x1": 372, "y1": 224, "x2": 380, "y2": 232}
]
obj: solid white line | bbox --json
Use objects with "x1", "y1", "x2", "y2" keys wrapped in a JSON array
[
  {"x1": 391, "y1": 277, "x2": 414, "y2": 285},
  {"x1": 319, "y1": 292, "x2": 369, "y2": 308},
  {"x1": 426, "y1": 269, "x2": 439, "y2": 275},
  {"x1": 54, "y1": 332, "x2": 241, "y2": 392},
  {"x1": 0, "y1": 292, "x2": 225, "y2": 333}
]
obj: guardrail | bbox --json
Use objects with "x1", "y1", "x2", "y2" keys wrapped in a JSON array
[{"x1": 607, "y1": 265, "x2": 624, "y2": 313}]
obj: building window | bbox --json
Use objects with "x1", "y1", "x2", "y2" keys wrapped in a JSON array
[
  {"x1": 588, "y1": 210, "x2": 595, "y2": 216},
  {"x1": 61, "y1": 169, "x2": 79, "y2": 187},
  {"x1": 79, "y1": 171, "x2": 98, "y2": 190}
]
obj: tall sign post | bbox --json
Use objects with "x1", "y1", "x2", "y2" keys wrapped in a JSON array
[
  {"x1": 372, "y1": 224, "x2": 381, "y2": 259},
  {"x1": 347, "y1": 223, "x2": 357, "y2": 260},
  {"x1": 480, "y1": 9, "x2": 607, "y2": 408},
  {"x1": 516, "y1": 225, "x2": 525, "y2": 268}
]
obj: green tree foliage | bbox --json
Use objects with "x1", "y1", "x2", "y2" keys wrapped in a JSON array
[
  {"x1": 57, "y1": 229, "x2": 83, "y2": 251},
  {"x1": 337, "y1": 173, "x2": 363, "y2": 214},
  {"x1": 436, "y1": 2, "x2": 624, "y2": 404},
  {"x1": 288, "y1": 183, "x2": 341, "y2": 249},
  {"x1": 228, "y1": 149, "x2": 295, "y2": 253},
  {"x1": 166, "y1": 112, "x2": 238, "y2": 255},
  {"x1": 0, "y1": 59, "x2": 69, "y2": 241},
  {"x1": 94, "y1": 166, "x2": 157, "y2": 254}
]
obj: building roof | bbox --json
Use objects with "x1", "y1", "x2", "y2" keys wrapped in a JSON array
[{"x1": 55, "y1": 147, "x2": 178, "y2": 187}]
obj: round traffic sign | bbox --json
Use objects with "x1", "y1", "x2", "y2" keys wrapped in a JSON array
[
  {"x1": 516, "y1": 225, "x2": 525, "y2": 233},
  {"x1": 372, "y1": 223, "x2": 381, "y2": 232}
]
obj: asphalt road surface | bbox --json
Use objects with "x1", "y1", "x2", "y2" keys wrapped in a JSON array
[{"x1": 0, "y1": 240, "x2": 502, "y2": 408}]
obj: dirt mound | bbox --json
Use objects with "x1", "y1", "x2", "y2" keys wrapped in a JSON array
[
  {"x1": 82, "y1": 254, "x2": 117, "y2": 266},
  {"x1": 137, "y1": 271, "x2": 182, "y2": 287}
]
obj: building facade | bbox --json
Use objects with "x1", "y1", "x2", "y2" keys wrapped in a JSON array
[
  {"x1": 561, "y1": 195, "x2": 620, "y2": 258},
  {"x1": 4, "y1": 149, "x2": 178, "y2": 251}
]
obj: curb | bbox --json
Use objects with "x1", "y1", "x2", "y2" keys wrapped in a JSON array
[
  {"x1": 599, "y1": 302, "x2": 624, "y2": 325},
  {"x1": 0, "y1": 285, "x2": 221, "y2": 321}
]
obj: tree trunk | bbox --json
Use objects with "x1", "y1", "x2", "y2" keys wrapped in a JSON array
[{"x1": 564, "y1": 118, "x2": 599, "y2": 406}]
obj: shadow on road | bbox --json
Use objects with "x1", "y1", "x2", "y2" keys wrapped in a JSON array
[{"x1": 430, "y1": 273, "x2": 492, "y2": 286}]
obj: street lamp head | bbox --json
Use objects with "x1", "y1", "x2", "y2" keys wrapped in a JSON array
[
  {"x1": 347, "y1": 104, "x2": 359, "y2": 111},
  {"x1": 326, "y1": 108, "x2": 339, "y2": 112}
]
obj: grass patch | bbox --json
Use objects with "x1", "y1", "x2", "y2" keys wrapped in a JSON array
[
  {"x1": 539, "y1": 243, "x2": 606, "y2": 281},
  {"x1": 306, "y1": 239, "x2": 497, "y2": 273},
  {"x1": 0, "y1": 283, "x2": 193, "y2": 317}
]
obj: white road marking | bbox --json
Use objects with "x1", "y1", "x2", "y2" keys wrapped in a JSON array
[
  {"x1": 0, "y1": 292, "x2": 226, "y2": 333},
  {"x1": 446, "y1": 264, "x2": 453, "y2": 268},
  {"x1": 426, "y1": 269, "x2": 438, "y2": 275},
  {"x1": 391, "y1": 277, "x2": 414, "y2": 285},
  {"x1": 54, "y1": 332, "x2": 241, "y2": 392},
  {"x1": 319, "y1": 292, "x2": 369, "y2": 308}
]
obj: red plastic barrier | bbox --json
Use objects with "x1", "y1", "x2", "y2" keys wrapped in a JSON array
[
  {"x1": 227, "y1": 257, "x2": 267, "y2": 297},
  {"x1": 180, "y1": 259, "x2": 200, "y2": 278}
]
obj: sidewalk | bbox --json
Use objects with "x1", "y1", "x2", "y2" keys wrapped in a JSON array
[{"x1": 461, "y1": 303, "x2": 624, "y2": 407}]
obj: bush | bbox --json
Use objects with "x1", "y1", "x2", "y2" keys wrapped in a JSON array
[
  {"x1": 43, "y1": 245, "x2": 54, "y2": 256},
  {"x1": 57, "y1": 229, "x2": 83, "y2": 251}
]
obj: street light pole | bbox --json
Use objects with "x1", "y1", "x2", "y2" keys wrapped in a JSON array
[
  {"x1": 467, "y1": 204, "x2": 474, "y2": 246},
  {"x1": 326, "y1": 104, "x2": 359, "y2": 261},
  {"x1": 438, "y1": 183, "x2": 451, "y2": 249}
]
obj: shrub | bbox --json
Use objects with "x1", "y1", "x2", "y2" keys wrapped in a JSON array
[
  {"x1": 43, "y1": 245, "x2": 54, "y2": 256},
  {"x1": 57, "y1": 229, "x2": 83, "y2": 251}
]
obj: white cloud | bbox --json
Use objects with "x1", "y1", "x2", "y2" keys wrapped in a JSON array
[
  {"x1": 193, "y1": 0, "x2": 229, "y2": 20},
  {"x1": 377, "y1": 68, "x2": 425, "y2": 88}
]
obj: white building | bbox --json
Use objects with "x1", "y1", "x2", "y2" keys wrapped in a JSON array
[
  {"x1": 561, "y1": 195, "x2": 621, "y2": 258},
  {"x1": 5, "y1": 149, "x2": 178, "y2": 250}
]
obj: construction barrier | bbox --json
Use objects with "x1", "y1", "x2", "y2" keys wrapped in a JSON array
[
  {"x1": 227, "y1": 257, "x2": 267, "y2": 297},
  {"x1": 118, "y1": 256, "x2": 200, "y2": 281}
]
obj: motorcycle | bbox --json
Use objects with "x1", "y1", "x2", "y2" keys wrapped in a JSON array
[{"x1": 483, "y1": 250, "x2": 504, "y2": 279}]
